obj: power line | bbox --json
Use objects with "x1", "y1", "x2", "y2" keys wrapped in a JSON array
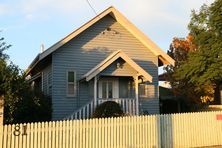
[{"x1": 86, "y1": 0, "x2": 98, "y2": 16}]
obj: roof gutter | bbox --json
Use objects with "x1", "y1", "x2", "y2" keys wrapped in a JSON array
[{"x1": 25, "y1": 54, "x2": 40, "y2": 75}]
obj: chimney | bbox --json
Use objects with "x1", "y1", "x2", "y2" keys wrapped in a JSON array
[{"x1": 40, "y1": 44, "x2": 45, "y2": 53}]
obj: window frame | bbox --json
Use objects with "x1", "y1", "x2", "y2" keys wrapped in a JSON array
[
  {"x1": 139, "y1": 83, "x2": 148, "y2": 98},
  {"x1": 66, "y1": 70, "x2": 77, "y2": 97}
]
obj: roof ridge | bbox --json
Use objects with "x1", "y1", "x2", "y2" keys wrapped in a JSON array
[{"x1": 27, "y1": 6, "x2": 174, "y2": 74}]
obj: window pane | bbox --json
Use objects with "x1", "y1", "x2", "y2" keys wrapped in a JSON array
[
  {"x1": 102, "y1": 82, "x2": 107, "y2": 98},
  {"x1": 68, "y1": 84, "x2": 74, "y2": 95},
  {"x1": 119, "y1": 79, "x2": 128, "y2": 98},
  {"x1": 128, "y1": 81, "x2": 132, "y2": 98},
  {"x1": 68, "y1": 72, "x2": 74, "y2": 82},
  {"x1": 108, "y1": 82, "x2": 113, "y2": 98},
  {"x1": 140, "y1": 84, "x2": 146, "y2": 96}
]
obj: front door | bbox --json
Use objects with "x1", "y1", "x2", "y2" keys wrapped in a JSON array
[
  {"x1": 98, "y1": 77, "x2": 119, "y2": 99},
  {"x1": 102, "y1": 81, "x2": 113, "y2": 99}
]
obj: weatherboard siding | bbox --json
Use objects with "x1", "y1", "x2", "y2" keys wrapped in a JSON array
[
  {"x1": 51, "y1": 58, "x2": 78, "y2": 120},
  {"x1": 52, "y1": 15, "x2": 159, "y2": 120},
  {"x1": 139, "y1": 85, "x2": 159, "y2": 114},
  {"x1": 79, "y1": 81, "x2": 91, "y2": 107}
]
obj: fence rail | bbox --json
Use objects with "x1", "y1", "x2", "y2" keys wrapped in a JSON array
[{"x1": 1, "y1": 111, "x2": 222, "y2": 148}]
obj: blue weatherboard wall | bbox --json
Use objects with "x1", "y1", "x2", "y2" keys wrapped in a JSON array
[{"x1": 49, "y1": 15, "x2": 159, "y2": 120}]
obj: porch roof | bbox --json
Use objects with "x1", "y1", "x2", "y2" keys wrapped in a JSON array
[{"x1": 83, "y1": 50, "x2": 153, "y2": 82}]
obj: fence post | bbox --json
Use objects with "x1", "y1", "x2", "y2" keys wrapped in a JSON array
[{"x1": 157, "y1": 115, "x2": 162, "y2": 148}]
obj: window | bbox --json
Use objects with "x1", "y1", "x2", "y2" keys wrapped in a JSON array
[
  {"x1": 139, "y1": 84, "x2": 148, "y2": 98},
  {"x1": 119, "y1": 78, "x2": 134, "y2": 98},
  {"x1": 67, "y1": 71, "x2": 76, "y2": 96},
  {"x1": 102, "y1": 81, "x2": 113, "y2": 99}
]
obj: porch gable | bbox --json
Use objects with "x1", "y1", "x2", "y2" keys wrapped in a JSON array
[
  {"x1": 100, "y1": 58, "x2": 137, "y2": 77},
  {"x1": 83, "y1": 50, "x2": 153, "y2": 82}
]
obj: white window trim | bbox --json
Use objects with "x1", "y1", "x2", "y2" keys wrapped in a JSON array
[{"x1": 66, "y1": 70, "x2": 77, "y2": 97}]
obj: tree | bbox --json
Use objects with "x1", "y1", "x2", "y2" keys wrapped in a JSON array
[
  {"x1": 0, "y1": 35, "x2": 52, "y2": 124},
  {"x1": 164, "y1": 35, "x2": 198, "y2": 105},
  {"x1": 0, "y1": 36, "x2": 12, "y2": 103},
  {"x1": 174, "y1": 0, "x2": 222, "y2": 104},
  {"x1": 0, "y1": 36, "x2": 11, "y2": 60}
]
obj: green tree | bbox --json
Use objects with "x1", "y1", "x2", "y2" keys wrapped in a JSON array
[
  {"x1": 175, "y1": 0, "x2": 222, "y2": 104},
  {"x1": 0, "y1": 37, "x2": 11, "y2": 60},
  {"x1": 0, "y1": 36, "x2": 12, "y2": 98},
  {"x1": 0, "y1": 35, "x2": 51, "y2": 124}
]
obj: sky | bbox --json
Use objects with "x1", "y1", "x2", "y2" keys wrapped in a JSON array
[{"x1": 0, "y1": 0, "x2": 214, "y2": 71}]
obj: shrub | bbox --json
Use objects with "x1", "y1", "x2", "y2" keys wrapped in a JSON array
[
  {"x1": 4, "y1": 88, "x2": 52, "y2": 124},
  {"x1": 13, "y1": 89, "x2": 52, "y2": 123},
  {"x1": 92, "y1": 101, "x2": 124, "y2": 118}
]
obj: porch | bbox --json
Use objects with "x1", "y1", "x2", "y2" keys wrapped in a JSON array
[
  {"x1": 64, "y1": 50, "x2": 153, "y2": 120},
  {"x1": 88, "y1": 51, "x2": 153, "y2": 116},
  {"x1": 94, "y1": 76, "x2": 138, "y2": 112}
]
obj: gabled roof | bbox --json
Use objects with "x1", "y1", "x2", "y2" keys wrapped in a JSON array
[
  {"x1": 27, "y1": 6, "x2": 174, "y2": 74},
  {"x1": 83, "y1": 50, "x2": 153, "y2": 82}
]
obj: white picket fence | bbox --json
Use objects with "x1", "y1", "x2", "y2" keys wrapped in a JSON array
[
  {"x1": 0, "y1": 111, "x2": 222, "y2": 148},
  {"x1": 160, "y1": 111, "x2": 222, "y2": 147}
]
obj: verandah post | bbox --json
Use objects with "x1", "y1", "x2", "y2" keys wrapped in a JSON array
[
  {"x1": 134, "y1": 75, "x2": 139, "y2": 115},
  {"x1": 94, "y1": 76, "x2": 97, "y2": 109}
]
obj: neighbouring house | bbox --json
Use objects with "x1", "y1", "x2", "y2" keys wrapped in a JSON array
[
  {"x1": 26, "y1": 6, "x2": 174, "y2": 120},
  {"x1": 159, "y1": 73, "x2": 222, "y2": 113}
]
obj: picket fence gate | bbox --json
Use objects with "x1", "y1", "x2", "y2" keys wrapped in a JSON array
[{"x1": 0, "y1": 111, "x2": 222, "y2": 148}]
